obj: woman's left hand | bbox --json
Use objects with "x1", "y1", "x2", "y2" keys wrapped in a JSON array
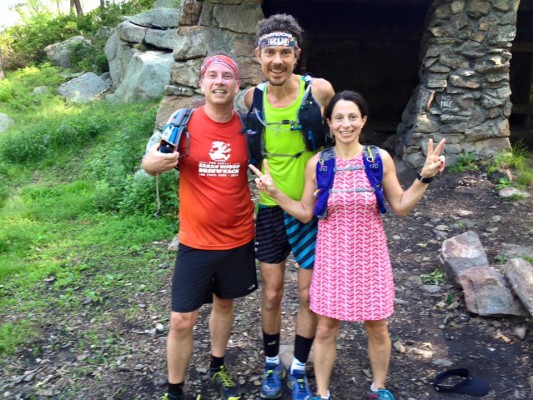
[
  {"x1": 420, "y1": 138, "x2": 446, "y2": 178},
  {"x1": 249, "y1": 160, "x2": 279, "y2": 197}
]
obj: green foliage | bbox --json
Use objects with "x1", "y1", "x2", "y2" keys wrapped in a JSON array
[
  {"x1": 494, "y1": 177, "x2": 512, "y2": 191},
  {"x1": 79, "y1": 102, "x2": 178, "y2": 216},
  {"x1": 0, "y1": 45, "x2": 182, "y2": 360},
  {"x1": 118, "y1": 172, "x2": 179, "y2": 216},
  {"x1": 21, "y1": 181, "x2": 96, "y2": 221},
  {"x1": 494, "y1": 254, "x2": 508, "y2": 264},
  {"x1": 0, "y1": 10, "x2": 91, "y2": 70},
  {"x1": 448, "y1": 152, "x2": 479, "y2": 173},
  {"x1": 0, "y1": 0, "x2": 157, "y2": 71},
  {"x1": 0, "y1": 110, "x2": 111, "y2": 164},
  {"x1": 420, "y1": 268, "x2": 446, "y2": 285},
  {"x1": 0, "y1": 321, "x2": 39, "y2": 355},
  {"x1": 0, "y1": 65, "x2": 66, "y2": 115},
  {"x1": 486, "y1": 141, "x2": 533, "y2": 188}
]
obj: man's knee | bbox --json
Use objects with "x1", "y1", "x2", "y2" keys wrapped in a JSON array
[
  {"x1": 169, "y1": 312, "x2": 196, "y2": 336},
  {"x1": 263, "y1": 286, "x2": 283, "y2": 310},
  {"x1": 298, "y1": 286, "x2": 311, "y2": 308},
  {"x1": 213, "y1": 296, "x2": 234, "y2": 313}
]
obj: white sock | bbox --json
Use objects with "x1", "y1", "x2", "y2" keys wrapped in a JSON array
[
  {"x1": 290, "y1": 357, "x2": 306, "y2": 374},
  {"x1": 265, "y1": 355, "x2": 280, "y2": 365},
  {"x1": 320, "y1": 389, "x2": 331, "y2": 399},
  {"x1": 371, "y1": 383, "x2": 381, "y2": 392}
]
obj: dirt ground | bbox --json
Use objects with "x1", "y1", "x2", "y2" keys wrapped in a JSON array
[{"x1": 2, "y1": 167, "x2": 533, "y2": 400}]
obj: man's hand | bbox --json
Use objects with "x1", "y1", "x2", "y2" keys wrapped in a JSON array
[{"x1": 142, "y1": 144, "x2": 180, "y2": 176}]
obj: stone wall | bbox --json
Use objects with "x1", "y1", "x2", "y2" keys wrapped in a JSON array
[
  {"x1": 155, "y1": 0, "x2": 263, "y2": 129},
  {"x1": 157, "y1": 0, "x2": 519, "y2": 165},
  {"x1": 397, "y1": 0, "x2": 517, "y2": 167}
]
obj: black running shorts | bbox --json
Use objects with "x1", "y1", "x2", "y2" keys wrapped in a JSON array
[
  {"x1": 171, "y1": 240, "x2": 258, "y2": 313},
  {"x1": 255, "y1": 205, "x2": 291, "y2": 264}
]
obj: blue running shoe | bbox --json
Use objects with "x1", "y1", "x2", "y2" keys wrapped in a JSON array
[
  {"x1": 209, "y1": 366, "x2": 241, "y2": 400},
  {"x1": 367, "y1": 388, "x2": 396, "y2": 400},
  {"x1": 260, "y1": 363, "x2": 286, "y2": 399},
  {"x1": 287, "y1": 370, "x2": 312, "y2": 400}
]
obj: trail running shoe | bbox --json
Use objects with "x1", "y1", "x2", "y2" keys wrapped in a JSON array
[
  {"x1": 260, "y1": 363, "x2": 286, "y2": 399},
  {"x1": 209, "y1": 366, "x2": 241, "y2": 400},
  {"x1": 367, "y1": 388, "x2": 396, "y2": 400},
  {"x1": 287, "y1": 370, "x2": 312, "y2": 400},
  {"x1": 160, "y1": 393, "x2": 201, "y2": 400}
]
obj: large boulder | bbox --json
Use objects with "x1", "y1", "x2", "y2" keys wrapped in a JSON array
[
  {"x1": 107, "y1": 51, "x2": 173, "y2": 103},
  {"x1": 504, "y1": 258, "x2": 533, "y2": 316},
  {"x1": 44, "y1": 36, "x2": 93, "y2": 69},
  {"x1": 0, "y1": 113, "x2": 15, "y2": 133},
  {"x1": 57, "y1": 72, "x2": 112, "y2": 103},
  {"x1": 438, "y1": 230, "x2": 489, "y2": 284},
  {"x1": 104, "y1": 32, "x2": 140, "y2": 88},
  {"x1": 459, "y1": 266, "x2": 528, "y2": 317}
]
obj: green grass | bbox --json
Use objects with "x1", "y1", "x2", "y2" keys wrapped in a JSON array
[
  {"x1": 0, "y1": 67, "x2": 180, "y2": 357},
  {"x1": 450, "y1": 144, "x2": 533, "y2": 189}
]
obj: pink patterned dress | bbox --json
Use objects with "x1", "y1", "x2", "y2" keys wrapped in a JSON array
[{"x1": 310, "y1": 153, "x2": 395, "y2": 321}]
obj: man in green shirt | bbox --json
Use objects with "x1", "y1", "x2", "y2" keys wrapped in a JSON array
[{"x1": 244, "y1": 13, "x2": 335, "y2": 400}]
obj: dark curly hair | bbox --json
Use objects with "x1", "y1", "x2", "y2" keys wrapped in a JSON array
[{"x1": 255, "y1": 14, "x2": 304, "y2": 47}]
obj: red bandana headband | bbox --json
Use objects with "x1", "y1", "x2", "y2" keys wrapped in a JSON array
[{"x1": 200, "y1": 55, "x2": 240, "y2": 81}]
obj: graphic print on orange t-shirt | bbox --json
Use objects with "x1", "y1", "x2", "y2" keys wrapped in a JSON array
[{"x1": 176, "y1": 106, "x2": 255, "y2": 250}]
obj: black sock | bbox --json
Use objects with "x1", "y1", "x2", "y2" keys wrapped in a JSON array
[
  {"x1": 168, "y1": 382, "x2": 184, "y2": 399},
  {"x1": 263, "y1": 331, "x2": 281, "y2": 358},
  {"x1": 210, "y1": 354, "x2": 225, "y2": 372},
  {"x1": 294, "y1": 334, "x2": 314, "y2": 363}
]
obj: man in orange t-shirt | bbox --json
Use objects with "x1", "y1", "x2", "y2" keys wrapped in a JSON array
[{"x1": 142, "y1": 54, "x2": 256, "y2": 400}]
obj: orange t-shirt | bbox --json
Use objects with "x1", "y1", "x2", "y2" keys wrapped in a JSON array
[{"x1": 176, "y1": 106, "x2": 254, "y2": 250}]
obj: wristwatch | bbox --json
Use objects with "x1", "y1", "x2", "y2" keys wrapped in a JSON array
[{"x1": 416, "y1": 171, "x2": 433, "y2": 184}]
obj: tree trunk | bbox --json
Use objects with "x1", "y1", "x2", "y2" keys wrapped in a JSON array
[
  {"x1": 71, "y1": 0, "x2": 84, "y2": 16},
  {"x1": 0, "y1": 48, "x2": 5, "y2": 80}
]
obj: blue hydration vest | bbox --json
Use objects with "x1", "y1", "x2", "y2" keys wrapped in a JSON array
[{"x1": 314, "y1": 146, "x2": 387, "y2": 219}]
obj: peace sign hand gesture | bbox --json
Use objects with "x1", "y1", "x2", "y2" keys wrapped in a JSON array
[
  {"x1": 248, "y1": 160, "x2": 279, "y2": 197},
  {"x1": 420, "y1": 138, "x2": 446, "y2": 179}
]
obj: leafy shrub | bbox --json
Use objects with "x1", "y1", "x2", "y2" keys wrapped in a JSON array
[
  {"x1": 0, "y1": 65, "x2": 66, "y2": 114},
  {"x1": 0, "y1": 0, "x2": 158, "y2": 71},
  {"x1": 119, "y1": 171, "x2": 179, "y2": 216},
  {"x1": 0, "y1": 111, "x2": 111, "y2": 164},
  {"x1": 0, "y1": 12, "x2": 80, "y2": 70},
  {"x1": 449, "y1": 152, "x2": 479, "y2": 173},
  {"x1": 486, "y1": 141, "x2": 533, "y2": 188},
  {"x1": 82, "y1": 102, "x2": 178, "y2": 217}
]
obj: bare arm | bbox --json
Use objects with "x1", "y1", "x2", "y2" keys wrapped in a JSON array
[
  {"x1": 310, "y1": 78, "x2": 335, "y2": 113},
  {"x1": 383, "y1": 138, "x2": 446, "y2": 216},
  {"x1": 243, "y1": 87, "x2": 254, "y2": 109},
  {"x1": 249, "y1": 156, "x2": 318, "y2": 223}
]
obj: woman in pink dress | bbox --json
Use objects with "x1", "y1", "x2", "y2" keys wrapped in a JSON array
[{"x1": 250, "y1": 91, "x2": 446, "y2": 400}]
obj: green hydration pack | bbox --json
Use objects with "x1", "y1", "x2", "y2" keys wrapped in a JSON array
[
  {"x1": 314, "y1": 145, "x2": 387, "y2": 219},
  {"x1": 242, "y1": 74, "x2": 329, "y2": 165}
]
